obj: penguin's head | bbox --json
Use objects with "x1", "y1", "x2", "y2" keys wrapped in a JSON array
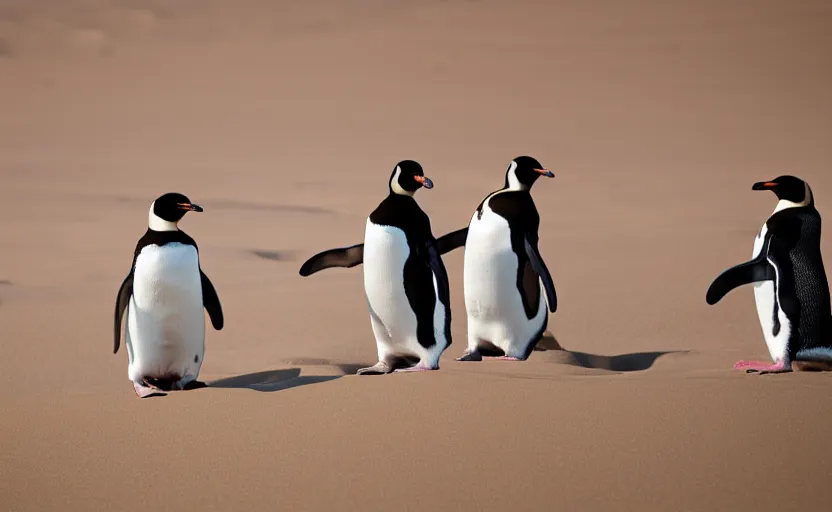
[
  {"x1": 148, "y1": 192, "x2": 203, "y2": 231},
  {"x1": 505, "y1": 156, "x2": 554, "y2": 191},
  {"x1": 752, "y1": 175, "x2": 813, "y2": 205},
  {"x1": 389, "y1": 160, "x2": 433, "y2": 196}
]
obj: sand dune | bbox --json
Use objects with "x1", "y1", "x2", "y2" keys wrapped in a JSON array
[{"x1": 2, "y1": 0, "x2": 832, "y2": 510}]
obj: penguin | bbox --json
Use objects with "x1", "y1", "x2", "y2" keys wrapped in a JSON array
[
  {"x1": 113, "y1": 192, "x2": 224, "y2": 397},
  {"x1": 706, "y1": 175, "x2": 832, "y2": 374},
  {"x1": 299, "y1": 160, "x2": 466, "y2": 374},
  {"x1": 455, "y1": 155, "x2": 558, "y2": 362}
]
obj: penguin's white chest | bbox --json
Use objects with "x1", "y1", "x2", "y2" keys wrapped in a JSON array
[
  {"x1": 751, "y1": 223, "x2": 790, "y2": 362},
  {"x1": 463, "y1": 202, "x2": 546, "y2": 353},
  {"x1": 362, "y1": 220, "x2": 417, "y2": 335},
  {"x1": 463, "y1": 207, "x2": 517, "y2": 316},
  {"x1": 126, "y1": 243, "x2": 205, "y2": 381}
]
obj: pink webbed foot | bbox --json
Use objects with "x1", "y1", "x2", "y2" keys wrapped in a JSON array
[
  {"x1": 356, "y1": 361, "x2": 394, "y2": 375},
  {"x1": 734, "y1": 359, "x2": 792, "y2": 374},
  {"x1": 133, "y1": 381, "x2": 167, "y2": 398},
  {"x1": 393, "y1": 365, "x2": 437, "y2": 373},
  {"x1": 733, "y1": 360, "x2": 772, "y2": 369},
  {"x1": 494, "y1": 356, "x2": 524, "y2": 361}
]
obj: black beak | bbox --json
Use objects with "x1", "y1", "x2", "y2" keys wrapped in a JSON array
[
  {"x1": 177, "y1": 203, "x2": 204, "y2": 212},
  {"x1": 752, "y1": 181, "x2": 778, "y2": 191}
]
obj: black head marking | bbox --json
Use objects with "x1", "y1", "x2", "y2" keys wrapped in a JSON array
[
  {"x1": 504, "y1": 156, "x2": 555, "y2": 190},
  {"x1": 752, "y1": 176, "x2": 811, "y2": 204},
  {"x1": 390, "y1": 160, "x2": 433, "y2": 195},
  {"x1": 152, "y1": 192, "x2": 203, "y2": 223}
]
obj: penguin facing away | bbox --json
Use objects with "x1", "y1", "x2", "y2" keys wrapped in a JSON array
[
  {"x1": 113, "y1": 193, "x2": 224, "y2": 398},
  {"x1": 299, "y1": 160, "x2": 466, "y2": 374},
  {"x1": 455, "y1": 155, "x2": 558, "y2": 362},
  {"x1": 706, "y1": 175, "x2": 832, "y2": 374}
]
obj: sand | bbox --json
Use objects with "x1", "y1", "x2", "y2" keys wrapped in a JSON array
[{"x1": 1, "y1": 0, "x2": 832, "y2": 510}]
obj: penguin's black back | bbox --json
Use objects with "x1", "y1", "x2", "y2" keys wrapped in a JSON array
[
  {"x1": 767, "y1": 205, "x2": 832, "y2": 357},
  {"x1": 369, "y1": 194, "x2": 452, "y2": 349}
]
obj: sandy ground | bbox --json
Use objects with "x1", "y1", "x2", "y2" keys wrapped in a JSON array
[{"x1": 1, "y1": 0, "x2": 832, "y2": 510}]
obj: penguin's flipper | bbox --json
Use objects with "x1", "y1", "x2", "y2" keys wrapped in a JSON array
[
  {"x1": 705, "y1": 256, "x2": 775, "y2": 305},
  {"x1": 435, "y1": 227, "x2": 469, "y2": 255},
  {"x1": 426, "y1": 241, "x2": 451, "y2": 305},
  {"x1": 298, "y1": 243, "x2": 365, "y2": 276},
  {"x1": 113, "y1": 271, "x2": 134, "y2": 354},
  {"x1": 524, "y1": 236, "x2": 557, "y2": 313},
  {"x1": 200, "y1": 270, "x2": 224, "y2": 330}
]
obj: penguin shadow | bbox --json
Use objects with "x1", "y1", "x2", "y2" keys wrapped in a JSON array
[
  {"x1": 532, "y1": 332, "x2": 686, "y2": 372},
  {"x1": 207, "y1": 361, "x2": 366, "y2": 392}
]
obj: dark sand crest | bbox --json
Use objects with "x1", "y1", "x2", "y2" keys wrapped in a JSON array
[{"x1": 249, "y1": 249, "x2": 296, "y2": 261}]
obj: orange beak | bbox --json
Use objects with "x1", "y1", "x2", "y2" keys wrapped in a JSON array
[
  {"x1": 413, "y1": 175, "x2": 434, "y2": 189},
  {"x1": 176, "y1": 202, "x2": 204, "y2": 212},
  {"x1": 752, "y1": 181, "x2": 778, "y2": 191},
  {"x1": 535, "y1": 168, "x2": 555, "y2": 178}
]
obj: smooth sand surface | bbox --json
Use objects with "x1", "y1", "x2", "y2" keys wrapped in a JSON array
[{"x1": 2, "y1": 1, "x2": 832, "y2": 510}]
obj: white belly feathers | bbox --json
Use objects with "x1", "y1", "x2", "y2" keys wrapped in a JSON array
[
  {"x1": 126, "y1": 243, "x2": 205, "y2": 381},
  {"x1": 362, "y1": 220, "x2": 419, "y2": 341},
  {"x1": 751, "y1": 223, "x2": 790, "y2": 362}
]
